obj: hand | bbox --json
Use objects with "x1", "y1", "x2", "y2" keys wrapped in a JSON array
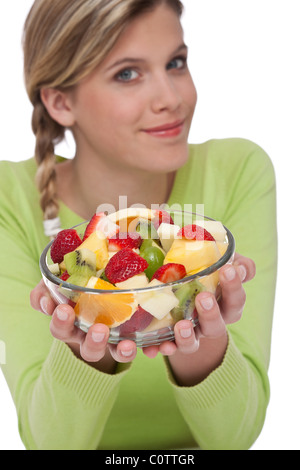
[
  {"x1": 142, "y1": 254, "x2": 256, "y2": 385},
  {"x1": 30, "y1": 280, "x2": 138, "y2": 372}
]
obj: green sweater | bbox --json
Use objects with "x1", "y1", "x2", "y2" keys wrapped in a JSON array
[{"x1": 0, "y1": 138, "x2": 277, "y2": 450}]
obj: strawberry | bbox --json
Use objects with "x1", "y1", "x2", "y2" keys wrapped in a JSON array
[
  {"x1": 60, "y1": 271, "x2": 70, "y2": 281},
  {"x1": 50, "y1": 229, "x2": 82, "y2": 264},
  {"x1": 108, "y1": 232, "x2": 142, "y2": 252},
  {"x1": 151, "y1": 263, "x2": 187, "y2": 283},
  {"x1": 83, "y1": 212, "x2": 119, "y2": 241},
  {"x1": 152, "y1": 210, "x2": 174, "y2": 230},
  {"x1": 105, "y1": 248, "x2": 149, "y2": 284},
  {"x1": 177, "y1": 224, "x2": 215, "y2": 241},
  {"x1": 119, "y1": 306, "x2": 153, "y2": 336}
]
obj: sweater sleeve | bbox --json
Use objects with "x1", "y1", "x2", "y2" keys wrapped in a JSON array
[
  {"x1": 0, "y1": 162, "x2": 131, "y2": 450},
  {"x1": 164, "y1": 140, "x2": 277, "y2": 450}
]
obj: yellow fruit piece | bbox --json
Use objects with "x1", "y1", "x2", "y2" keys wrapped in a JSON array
[
  {"x1": 187, "y1": 265, "x2": 220, "y2": 294},
  {"x1": 216, "y1": 241, "x2": 229, "y2": 257},
  {"x1": 77, "y1": 231, "x2": 109, "y2": 270},
  {"x1": 194, "y1": 220, "x2": 227, "y2": 242},
  {"x1": 74, "y1": 277, "x2": 138, "y2": 328},
  {"x1": 201, "y1": 271, "x2": 220, "y2": 293},
  {"x1": 143, "y1": 313, "x2": 175, "y2": 333},
  {"x1": 59, "y1": 260, "x2": 66, "y2": 272},
  {"x1": 108, "y1": 208, "x2": 154, "y2": 232},
  {"x1": 164, "y1": 239, "x2": 221, "y2": 274}
]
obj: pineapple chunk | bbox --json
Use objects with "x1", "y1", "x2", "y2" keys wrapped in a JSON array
[
  {"x1": 77, "y1": 231, "x2": 109, "y2": 270},
  {"x1": 164, "y1": 239, "x2": 221, "y2": 274},
  {"x1": 143, "y1": 313, "x2": 175, "y2": 332},
  {"x1": 115, "y1": 273, "x2": 149, "y2": 290},
  {"x1": 216, "y1": 241, "x2": 228, "y2": 257}
]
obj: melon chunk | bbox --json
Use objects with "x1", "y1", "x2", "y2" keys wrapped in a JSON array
[
  {"x1": 137, "y1": 279, "x2": 179, "y2": 320},
  {"x1": 194, "y1": 220, "x2": 227, "y2": 242},
  {"x1": 157, "y1": 222, "x2": 181, "y2": 252}
]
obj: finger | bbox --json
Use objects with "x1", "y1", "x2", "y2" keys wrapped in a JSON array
[
  {"x1": 80, "y1": 324, "x2": 110, "y2": 363},
  {"x1": 195, "y1": 292, "x2": 227, "y2": 337},
  {"x1": 233, "y1": 254, "x2": 256, "y2": 283},
  {"x1": 142, "y1": 345, "x2": 160, "y2": 359},
  {"x1": 173, "y1": 320, "x2": 199, "y2": 355},
  {"x1": 30, "y1": 279, "x2": 57, "y2": 315},
  {"x1": 158, "y1": 341, "x2": 177, "y2": 356},
  {"x1": 50, "y1": 304, "x2": 84, "y2": 344},
  {"x1": 218, "y1": 265, "x2": 247, "y2": 324},
  {"x1": 109, "y1": 340, "x2": 137, "y2": 363}
]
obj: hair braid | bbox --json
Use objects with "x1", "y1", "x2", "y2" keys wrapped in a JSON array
[
  {"x1": 31, "y1": 97, "x2": 65, "y2": 225},
  {"x1": 23, "y1": 0, "x2": 184, "y2": 237}
]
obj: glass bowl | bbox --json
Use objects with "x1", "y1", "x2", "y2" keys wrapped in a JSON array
[{"x1": 39, "y1": 211, "x2": 235, "y2": 347}]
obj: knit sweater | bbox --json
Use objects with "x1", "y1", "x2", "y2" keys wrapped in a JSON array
[{"x1": 0, "y1": 138, "x2": 277, "y2": 450}]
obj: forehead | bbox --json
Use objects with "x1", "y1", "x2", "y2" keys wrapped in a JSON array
[{"x1": 101, "y1": 4, "x2": 184, "y2": 67}]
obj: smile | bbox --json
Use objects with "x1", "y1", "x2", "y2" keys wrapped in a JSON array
[{"x1": 142, "y1": 120, "x2": 185, "y2": 138}]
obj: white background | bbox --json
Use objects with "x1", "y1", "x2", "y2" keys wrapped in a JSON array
[{"x1": 0, "y1": 0, "x2": 299, "y2": 450}]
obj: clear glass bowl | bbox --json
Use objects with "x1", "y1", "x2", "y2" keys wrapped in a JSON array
[{"x1": 39, "y1": 211, "x2": 235, "y2": 347}]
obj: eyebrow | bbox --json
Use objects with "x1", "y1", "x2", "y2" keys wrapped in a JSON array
[{"x1": 106, "y1": 43, "x2": 188, "y2": 71}]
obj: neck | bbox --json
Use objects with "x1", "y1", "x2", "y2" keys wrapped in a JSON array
[{"x1": 56, "y1": 156, "x2": 175, "y2": 220}]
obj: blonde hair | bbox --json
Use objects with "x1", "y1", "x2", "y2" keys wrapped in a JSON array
[{"x1": 23, "y1": 0, "x2": 183, "y2": 230}]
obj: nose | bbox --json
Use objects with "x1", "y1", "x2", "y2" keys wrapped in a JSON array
[{"x1": 150, "y1": 73, "x2": 182, "y2": 114}]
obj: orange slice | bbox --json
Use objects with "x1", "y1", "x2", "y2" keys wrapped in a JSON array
[{"x1": 74, "y1": 278, "x2": 138, "y2": 328}]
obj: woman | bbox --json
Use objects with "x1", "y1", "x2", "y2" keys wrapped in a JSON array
[{"x1": 0, "y1": 0, "x2": 277, "y2": 450}]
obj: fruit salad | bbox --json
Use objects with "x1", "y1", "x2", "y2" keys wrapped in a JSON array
[{"x1": 41, "y1": 208, "x2": 234, "y2": 345}]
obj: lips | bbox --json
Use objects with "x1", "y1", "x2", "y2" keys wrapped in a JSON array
[{"x1": 142, "y1": 120, "x2": 185, "y2": 138}]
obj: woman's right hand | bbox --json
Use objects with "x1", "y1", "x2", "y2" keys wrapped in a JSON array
[{"x1": 30, "y1": 280, "x2": 138, "y2": 372}]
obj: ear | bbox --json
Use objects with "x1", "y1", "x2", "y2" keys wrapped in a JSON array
[{"x1": 40, "y1": 88, "x2": 75, "y2": 127}]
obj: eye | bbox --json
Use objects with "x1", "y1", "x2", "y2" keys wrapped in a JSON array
[
  {"x1": 116, "y1": 68, "x2": 139, "y2": 82},
  {"x1": 167, "y1": 56, "x2": 187, "y2": 71}
]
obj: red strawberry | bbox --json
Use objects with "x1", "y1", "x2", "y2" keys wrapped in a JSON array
[
  {"x1": 177, "y1": 224, "x2": 215, "y2": 241},
  {"x1": 60, "y1": 271, "x2": 70, "y2": 281},
  {"x1": 108, "y1": 232, "x2": 142, "y2": 252},
  {"x1": 105, "y1": 248, "x2": 149, "y2": 284},
  {"x1": 151, "y1": 263, "x2": 187, "y2": 283},
  {"x1": 152, "y1": 210, "x2": 174, "y2": 230},
  {"x1": 50, "y1": 229, "x2": 82, "y2": 264},
  {"x1": 83, "y1": 212, "x2": 119, "y2": 241},
  {"x1": 119, "y1": 306, "x2": 153, "y2": 336}
]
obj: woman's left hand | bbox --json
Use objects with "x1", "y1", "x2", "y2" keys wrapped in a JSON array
[{"x1": 142, "y1": 254, "x2": 256, "y2": 385}]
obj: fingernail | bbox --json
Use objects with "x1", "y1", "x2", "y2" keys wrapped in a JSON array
[
  {"x1": 237, "y1": 265, "x2": 247, "y2": 282},
  {"x1": 92, "y1": 331, "x2": 105, "y2": 343},
  {"x1": 56, "y1": 306, "x2": 68, "y2": 322},
  {"x1": 40, "y1": 296, "x2": 49, "y2": 315},
  {"x1": 224, "y1": 266, "x2": 236, "y2": 281},
  {"x1": 200, "y1": 296, "x2": 214, "y2": 311},
  {"x1": 180, "y1": 327, "x2": 192, "y2": 338},
  {"x1": 121, "y1": 349, "x2": 133, "y2": 357}
]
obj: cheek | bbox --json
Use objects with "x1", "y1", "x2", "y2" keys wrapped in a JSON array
[
  {"x1": 109, "y1": 92, "x2": 145, "y2": 125},
  {"x1": 185, "y1": 78, "x2": 198, "y2": 112}
]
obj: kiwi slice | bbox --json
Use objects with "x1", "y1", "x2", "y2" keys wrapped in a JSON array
[
  {"x1": 64, "y1": 248, "x2": 97, "y2": 277},
  {"x1": 171, "y1": 279, "x2": 205, "y2": 321},
  {"x1": 59, "y1": 272, "x2": 91, "y2": 302},
  {"x1": 65, "y1": 273, "x2": 91, "y2": 287},
  {"x1": 136, "y1": 218, "x2": 159, "y2": 241}
]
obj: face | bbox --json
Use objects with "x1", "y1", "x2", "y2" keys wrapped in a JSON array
[{"x1": 67, "y1": 4, "x2": 197, "y2": 173}]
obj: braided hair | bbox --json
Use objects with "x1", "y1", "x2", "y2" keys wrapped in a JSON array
[{"x1": 23, "y1": 0, "x2": 183, "y2": 237}]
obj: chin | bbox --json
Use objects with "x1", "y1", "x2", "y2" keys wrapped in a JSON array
[{"x1": 150, "y1": 143, "x2": 190, "y2": 173}]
